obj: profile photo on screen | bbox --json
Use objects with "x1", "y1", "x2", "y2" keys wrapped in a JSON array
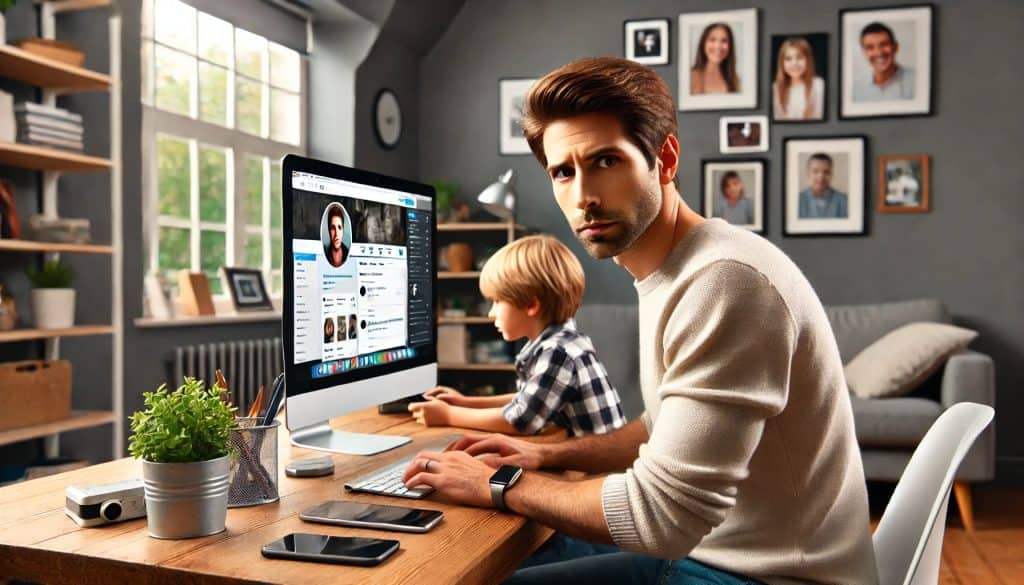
[
  {"x1": 321, "y1": 202, "x2": 352, "y2": 268},
  {"x1": 348, "y1": 313, "x2": 358, "y2": 340},
  {"x1": 323, "y1": 317, "x2": 335, "y2": 344}
]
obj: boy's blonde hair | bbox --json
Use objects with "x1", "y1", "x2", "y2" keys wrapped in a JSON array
[{"x1": 479, "y1": 235, "x2": 585, "y2": 324}]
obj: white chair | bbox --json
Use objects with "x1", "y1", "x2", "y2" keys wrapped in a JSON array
[{"x1": 872, "y1": 402, "x2": 994, "y2": 585}]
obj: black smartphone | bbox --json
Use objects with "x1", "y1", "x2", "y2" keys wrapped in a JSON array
[
  {"x1": 261, "y1": 533, "x2": 399, "y2": 566},
  {"x1": 300, "y1": 500, "x2": 444, "y2": 533}
]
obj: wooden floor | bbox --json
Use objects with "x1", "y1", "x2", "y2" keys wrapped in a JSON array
[{"x1": 871, "y1": 484, "x2": 1024, "y2": 584}]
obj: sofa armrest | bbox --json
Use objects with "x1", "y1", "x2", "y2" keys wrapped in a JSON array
[{"x1": 941, "y1": 350, "x2": 995, "y2": 409}]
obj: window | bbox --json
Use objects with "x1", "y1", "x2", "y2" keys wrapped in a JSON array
[{"x1": 142, "y1": 0, "x2": 304, "y2": 299}]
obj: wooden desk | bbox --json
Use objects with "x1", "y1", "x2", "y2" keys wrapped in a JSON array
[{"x1": 0, "y1": 409, "x2": 556, "y2": 584}]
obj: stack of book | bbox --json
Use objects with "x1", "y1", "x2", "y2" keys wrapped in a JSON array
[{"x1": 14, "y1": 102, "x2": 84, "y2": 152}]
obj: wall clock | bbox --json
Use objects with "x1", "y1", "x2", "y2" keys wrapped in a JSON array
[{"x1": 373, "y1": 89, "x2": 402, "y2": 149}]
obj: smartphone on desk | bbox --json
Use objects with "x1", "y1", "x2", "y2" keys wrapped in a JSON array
[
  {"x1": 261, "y1": 533, "x2": 399, "y2": 566},
  {"x1": 300, "y1": 500, "x2": 444, "y2": 533}
]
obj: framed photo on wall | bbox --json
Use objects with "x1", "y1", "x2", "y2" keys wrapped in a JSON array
[
  {"x1": 878, "y1": 154, "x2": 930, "y2": 213},
  {"x1": 499, "y1": 78, "x2": 536, "y2": 155},
  {"x1": 624, "y1": 18, "x2": 670, "y2": 66},
  {"x1": 701, "y1": 159, "x2": 766, "y2": 234},
  {"x1": 770, "y1": 33, "x2": 829, "y2": 122},
  {"x1": 678, "y1": 8, "x2": 758, "y2": 111},
  {"x1": 221, "y1": 267, "x2": 273, "y2": 312},
  {"x1": 783, "y1": 136, "x2": 868, "y2": 236},
  {"x1": 719, "y1": 115, "x2": 768, "y2": 153},
  {"x1": 840, "y1": 4, "x2": 934, "y2": 118}
]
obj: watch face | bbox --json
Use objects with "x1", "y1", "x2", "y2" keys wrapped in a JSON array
[
  {"x1": 490, "y1": 465, "x2": 522, "y2": 485},
  {"x1": 374, "y1": 89, "x2": 402, "y2": 149}
]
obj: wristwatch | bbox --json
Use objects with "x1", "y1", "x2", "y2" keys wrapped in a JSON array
[{"x1": 488, "y1": 465, "x2": 523, "y2": 512}]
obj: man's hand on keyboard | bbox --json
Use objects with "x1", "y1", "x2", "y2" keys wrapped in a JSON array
[{"x1": 402, "y1": 450, "x2": 493, "y2": 508}]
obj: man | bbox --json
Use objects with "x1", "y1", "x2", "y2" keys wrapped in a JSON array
[
  {"x1": 798, "y1": 153, "x2": 849, "y2": 219},
  {"x1": 325, "y1": 203, "x2": 348, "y2": 267},
  {"x1": 711, "y1": 170, "x2": 754, "y2": 225},
  {"x1": 403, "y1": 57, "x2": 877, "y2": 584},
  {"x1": 852, "y1": 22, "x2": 915, "y2": 102}
]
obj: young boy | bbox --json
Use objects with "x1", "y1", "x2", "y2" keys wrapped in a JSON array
[{"x1": 409, "y1": 235, "x2": 627, "y2": 437}]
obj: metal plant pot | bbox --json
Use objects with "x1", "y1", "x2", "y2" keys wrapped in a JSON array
[{"x1": 142, "y1": 455, "x2": 230, "y2": 539}]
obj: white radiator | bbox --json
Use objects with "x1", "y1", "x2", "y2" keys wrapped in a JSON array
[{"x1": 169, "y1": 338, "x2": 282, "y2": 414}]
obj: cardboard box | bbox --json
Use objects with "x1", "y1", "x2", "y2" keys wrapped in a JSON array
[{"x1": 0, "y1": 360, "x2": 72, "y2": 431}]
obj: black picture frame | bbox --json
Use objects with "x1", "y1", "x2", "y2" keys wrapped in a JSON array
[
  {"x1": 623, "y1": 18, "x2": 671, "y2": 66},
  {"x1": 221, "y1": 267, "x2": 274, "y2": 312},
  {"x1": 769, "y1": 33, "x2": 830, "y2": 123},
  {"x1": 838, "y1": 3, "x2": 935, "y2": 120},
  {"x1": 782, "y1": 135, "x2": 870, "y2": 237},
  {"x1": 372, "y1": 88, "x2": 402, "y2": 150},
  {"x1": 699, "y1": 158, "x2": 767, "y2": 234}
]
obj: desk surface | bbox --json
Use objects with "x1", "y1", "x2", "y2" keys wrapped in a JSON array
[{"x1": 0, "y1": 409, "x2": 555, "y2": 584}]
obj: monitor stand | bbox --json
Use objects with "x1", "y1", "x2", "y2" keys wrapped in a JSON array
[{"x1": 290, "y1": 423, "x2": 411, "y2": 456}]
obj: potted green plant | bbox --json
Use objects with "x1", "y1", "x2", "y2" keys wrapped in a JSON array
[
  {"x1": 430, "y1": 179, "x2": 458, "y2": 223},
  {"x1": 26, "y1": 259, "x2": 74, "y2": 329},
  {"x1": 129, "y1": 378, "x2": 237, "y2": 539}
]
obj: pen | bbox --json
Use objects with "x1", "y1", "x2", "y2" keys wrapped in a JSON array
[{"x1": 261, "y1": 372, "x2": 286, "y2": 426}]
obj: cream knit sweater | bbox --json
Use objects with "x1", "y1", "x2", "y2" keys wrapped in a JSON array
[{"x1": 601, "y1": 219, "x2": 878, "y2": 584}]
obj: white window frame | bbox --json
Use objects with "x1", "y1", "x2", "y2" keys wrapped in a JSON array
[{"x1": 141, "y1": 0, "x2": 307, "y2": 303}]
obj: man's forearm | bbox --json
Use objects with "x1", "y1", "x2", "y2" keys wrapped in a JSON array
[
  {"x1": 448, "y1": 406, "x2": 520, "y2": 434},
  {"x1": 503, "y1": 472, "x2": 613, "y2": 545},
  {"x1": 542, "y1": 418, "x2": 648, "y2": 473}
]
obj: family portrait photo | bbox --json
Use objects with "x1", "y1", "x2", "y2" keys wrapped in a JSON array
[
  {"x1": 499, "y1": 78, "x2": 536, "y2": 154},
  {"x1": 840, "y1": 4, "x2": 933, "y2": 118},
  {"x1": 678, "y1": 8, "x2": 758, "y2": 111},
  {"x1": 771, "y1": 33, "x2": 829, "y2": 122},
  {"x1": 879, "y1": 154, "x2": 930, "y2": 213},
  {"x1": 624, "y1": 18, "x2": 670, "y2": 65},
  {"x1": 701, "y1": 159, "x2": 765, "y2": 233},
  {"x1": 784, "y1": 136, "x2": 867, "y2": 236},
  {"x1": 720, "y1": 115, "x2": 768, "y2": 153}
]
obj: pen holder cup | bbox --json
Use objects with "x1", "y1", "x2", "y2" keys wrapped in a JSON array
[{"x1": 227, "y1": 417, "x2": 280, "y2": 508}]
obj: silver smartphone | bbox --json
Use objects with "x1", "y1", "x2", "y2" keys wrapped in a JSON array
[{"x1": 300, "y1": 500, "x2": 444, "y2": 533}]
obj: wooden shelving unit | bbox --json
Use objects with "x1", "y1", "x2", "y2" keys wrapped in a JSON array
[
  {"x1": 0, "y1": 44, "x2": 111, "y2": 93},
  {"x1": 0, "y1": 325, "x2": 114, "y2": 343},
  {"x1": 438, "y1": 316, "x2": 494, "y2": 325},
  {"x1": 0, "y1": 142, "x2": 112, "y2": 172},
  {"x1": 0, "y1": 411, "x2": 115, "y2": 447},
  {"x1": 134, "y1": 311, "x2": 281, "y2": 328},
  {"x1": 0, "y1": 240, "x2": 113, "y2": 254},
  {"x1": 437, "y1": 222, "x2": 527, "y2": 233},
  {"x1": 438, "y1": 270, "x2": 481, "y2": 280}
]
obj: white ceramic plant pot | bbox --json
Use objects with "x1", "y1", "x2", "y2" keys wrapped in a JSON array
[{"x1": 31, "y1": 288, "x2": 75, "y2": 329}]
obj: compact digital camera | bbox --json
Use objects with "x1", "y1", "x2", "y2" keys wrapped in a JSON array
[{"x1": 65, "y1": 479, "x2": 146, "y2": 527}]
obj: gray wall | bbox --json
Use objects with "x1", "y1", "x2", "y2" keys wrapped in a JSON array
[{"x1": 417, "y1": 0, "x2": 1024, "y2": 479}]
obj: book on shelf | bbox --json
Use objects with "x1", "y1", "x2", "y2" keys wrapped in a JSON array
[
  {"x1": 14, "y1": 102, "x2": 84, "y2": 124},
  {"x1": 15, "y1": 115, "x2": 84, "y2": 136},
  {"x1": 16, "y1": 132, "x2": 83, "y2": 152}
]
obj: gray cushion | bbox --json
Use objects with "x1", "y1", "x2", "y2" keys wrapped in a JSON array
[
  {"x1": 826, "y1": 298, "x2": 950, "y2": 363},
  {"x1": 844, "y1": 322, "x2": 978, "y2": 399},
  {"x1": 850, "y1": 395, "x2": 943, "y2": 448}
]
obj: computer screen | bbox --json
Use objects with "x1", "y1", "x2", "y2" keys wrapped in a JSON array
[{"x1": 282, "y1": 155, "x2": 437, "y2": 451}]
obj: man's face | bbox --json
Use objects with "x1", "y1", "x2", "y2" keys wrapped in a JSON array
[
  {"x1": 861, "y1": 32, "x2": 897, "y2": 75},
  {"x1": 542, "y1": 112, "x2": 662, "y2": 259},
  {"x1": 329, "y1": 215, "x2": 344, "y2": 250},
  {"x1": 807, "y1": 159, "x2": 833, "y2": 193}
]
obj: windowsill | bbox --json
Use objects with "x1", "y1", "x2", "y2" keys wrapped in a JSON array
[{"x1": 134, "y1": 311, "x2": 281, "y2": 329}]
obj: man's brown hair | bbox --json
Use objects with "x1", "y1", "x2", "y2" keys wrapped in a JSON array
[
  {"x1": 479, "y1": 235, "x2": 585, "y2": 325},
  {"x1": 521, "y1": 57, "x2": 677, "y2": 169}
]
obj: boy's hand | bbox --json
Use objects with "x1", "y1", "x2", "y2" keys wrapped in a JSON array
[
  {"x1": 423, "y1": 386, "x2": 466, "y2": 406},
  {"x1": 409, "y1": 400, "x2": 452, "y2": 427}
]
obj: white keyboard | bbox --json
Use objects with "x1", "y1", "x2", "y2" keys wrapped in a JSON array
[{"x1": 344, "y1": 434, "x2": 461, "y2": 499}]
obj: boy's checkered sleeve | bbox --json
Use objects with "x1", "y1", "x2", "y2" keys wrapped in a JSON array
[{"x1": 503, "y1": 347, "x2": 576, "y2": 435}]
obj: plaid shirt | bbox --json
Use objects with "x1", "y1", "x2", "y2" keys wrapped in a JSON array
[{"x1": 503, "y1": 319, "x2": 627, "y2": 437}]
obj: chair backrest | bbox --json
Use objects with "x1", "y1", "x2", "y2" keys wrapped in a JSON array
[{"x1": 873, "y1": 402, "x2": 994, "y2": 585}]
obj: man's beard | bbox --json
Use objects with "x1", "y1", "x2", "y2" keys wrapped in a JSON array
[{"x1": 575, "y1": 179, "x2": 662, "y2": 260}]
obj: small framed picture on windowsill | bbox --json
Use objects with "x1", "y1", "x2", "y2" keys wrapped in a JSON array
[{"x1": 221, "y1": 267, "x2": 273, "y2": 312}]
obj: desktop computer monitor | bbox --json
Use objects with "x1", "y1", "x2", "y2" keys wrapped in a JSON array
[{"x1": 281, "y1": 155, "x2": 437, "y2": 455}]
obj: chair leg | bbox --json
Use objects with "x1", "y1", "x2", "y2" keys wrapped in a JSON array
[{"x1": 953, "y1": 481, "x2": 975, "y2": 532}]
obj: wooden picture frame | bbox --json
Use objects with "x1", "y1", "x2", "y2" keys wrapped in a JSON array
[{"x1": 878, "y1": 154, "x2": 930, "y2": 213}]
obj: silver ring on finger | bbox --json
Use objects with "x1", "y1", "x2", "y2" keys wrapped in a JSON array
[{"x1": 424, "y1": 459, "x2": 432, "y2": 473}]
